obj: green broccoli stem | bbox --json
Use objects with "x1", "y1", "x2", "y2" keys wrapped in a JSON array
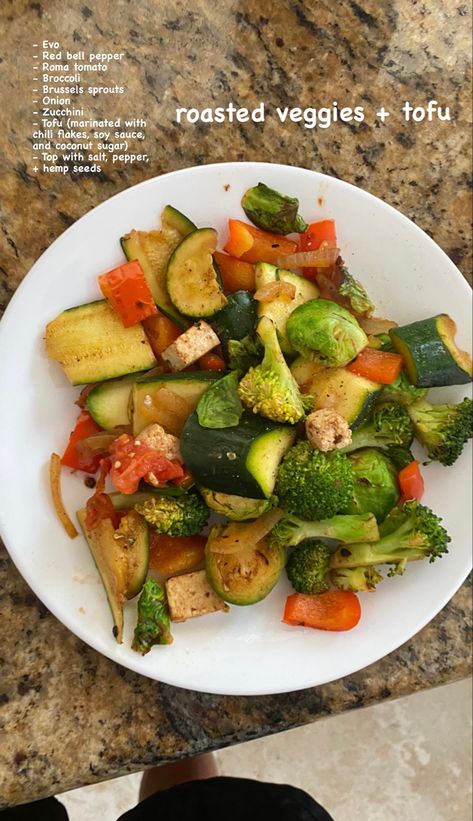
[
  {"x1": 330, "y1": 565, "x2": 384, "y2": 592},
  {"x1": 330, "y1": 516, "x2": 431, "y2": 570},
  {"x1": 270, "y1": 512, "x2": 379, "y2": 548}
]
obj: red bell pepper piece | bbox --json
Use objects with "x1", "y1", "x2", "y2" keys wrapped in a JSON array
[
  {"x1": 346, "y1": 348, "x2": 403, "y2": 384},
  {"x1": 61, "y1": 410, "x2": 103, "y2": 474},
  {"x1": 199, "y1": 353, "x2": 226, "y2": 371},
  {"x1": 283, "y1": 591, "x2": 361, "y2": 632},
  {"x1": 99, "y1": 260, "x2": 157, "y2": 328},
  {"x1": 223, "y1": 220, "x2": 298, "y2": 265},
  {"x1": 299, "y1": 219, "x2": 337, "y2": 281},
  {"x1": 398, "y1": 460, "x2": 424, "y2": 503}
]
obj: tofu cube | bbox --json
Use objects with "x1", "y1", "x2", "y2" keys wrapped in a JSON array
[
  {"x1": 161, "y1": 321, "x2": 220, "y2": 371},
  {"x1": 166, "y1": 570, "x2": 229, "y2": 622}
]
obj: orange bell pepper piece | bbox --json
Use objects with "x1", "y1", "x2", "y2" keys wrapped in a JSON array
[
  {"x1": 149, "y1": 534, "x2": 207, "y2": 577},
  {"x1": 99, "y1": 260, "x2": 157, "y2": 328},
  {"x1": 142, "y1": 312, "x2": 182, "y2": 357},
  {"x1": 213, "y1": 251, "x2": 256, "y2": 292},
  {"x1": 224, "y1": 220, "x2": 298, "y2": 265},
  {"x1": 283, "y1": 591, "x2": 362, "y2": 631},
  {"x1": 346, "y1": 347, "x2": 403, "y2": 384}
]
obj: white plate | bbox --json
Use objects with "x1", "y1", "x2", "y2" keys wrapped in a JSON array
[{"x1": 0, "y1": 162, "x2": 471, "y2": 695}]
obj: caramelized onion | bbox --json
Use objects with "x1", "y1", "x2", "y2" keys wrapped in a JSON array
[
  {"x1": 254, "y1": 281, "x2": 297, "y2": 302},
  {"x1": 49, "y1": 453, "x2": 78, "y2": 539},
  {"x1": 207, "y1": 508, "x2": 284, "y2": 554}
]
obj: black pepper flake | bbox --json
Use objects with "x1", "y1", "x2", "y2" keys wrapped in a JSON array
[
  {"x1": 84, "y1": 476, "x2": 96, "y2": 489},
  {"x1": 340, "y1": 548, "x2": 351, "y2": 557},
  {"x1": 112, "y1": 625, "x2": 119, "y2": 638}
]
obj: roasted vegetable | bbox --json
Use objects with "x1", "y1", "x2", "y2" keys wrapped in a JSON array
[
  {"x1": 347, "y1": 449, "x2": 400, "y2": 523},
  {"x1": 269, "y1": 512, "x2": 379, "y2": 549},
  {"x1": 275, "y1": 441, "x2": 355, "y2": 521},
  {"x1": 132, "y1": 578, "x2": 173, "y2": 654},
  {"x1": 390, "y1": 314, "x2": 473, "y2": 387},
  {"x1": 135, "y1": 491, "x2": 208, "y2": 537},
  {"x1": 330, "y1": 566, "x2": 383, "y2": 592},
  {"x1": 198, "y1": 487, "x2": 273, "y2": 521},
  {"x1": 241, "y1": 182, "x2": 307, "y2": 235},
  {"x1": 330, "y1": 500, "x2": 450, "y2": 574},
  {"x1": 286, "y1": 299, "x2": 368, "y2": 367},
  {"x1": 286, "y1": 540, "x2": 331, "y2": 594},
  {"x1": 238, "y1": 316, "x2": 310, "y2": 424},
  {"x1": 196, "y1": 371, "x2": 243, "y2": 429},
  {"x1": 408, "y1": 397, "x2": 473, "y2": 466},
  {"x1": 340, "y1": 402, "x2": 414, "y2": 454}
]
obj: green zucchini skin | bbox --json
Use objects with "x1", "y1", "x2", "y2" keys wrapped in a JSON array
[
  {"x1": 211, "y1": 291, "x2": 257, "y2": 351},
  {"x1": 180, "y1": 411, "x2": 296, "y2": 499},
  {"x1": 390, "y1": 315, "x2": 472, "y2": 387}
]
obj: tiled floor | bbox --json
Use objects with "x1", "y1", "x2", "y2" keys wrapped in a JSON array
[{"x1": 58, "y1": 678, "x2": 472, "y2": 821}]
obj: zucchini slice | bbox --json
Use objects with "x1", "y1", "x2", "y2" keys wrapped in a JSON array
[
  {"x1": 211, "y1": 291, "x2": 257, "y2": 350},
  {"x1": 206, "y1": 539, "x2": 286, "y2": 605},
  {"x1": 254, "y1": 262, "x2": 319, "y2": 353},
  {"x1": 181, "y1": 411, "x2": 296, "y2": 499},
  {"x1": 45, "y1": 300, "x2": 157, "y2": 385},
  {"x1": 390, "y1": 315, "x2": 472, "y2": 387},
  {"x1": 77, "y1": 509, "x2": 149, "y2": 642},
  {"x1": 301, "y1": 366, "x2": 382, "y2": 429},
  {"x1": 131, "y1": 371, "x2": 221, "y2": 435},
  {"x1": 121, "y1": 205, "x2": 195, "y2": 327},
  {"x1": 166, "y1": 228, "x2": 227, "y2": 318},
  {"x1": 86, "y1": 373, "x2": 141, "y2": 429}
]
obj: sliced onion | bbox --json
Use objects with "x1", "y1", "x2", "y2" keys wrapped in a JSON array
[
  {"x1": 359, "y1": 316, "x2": 398, "y2": 335},
  {"x1": 140, "y1": 387, "x2": 191, "y2": 436},
  {"x1": 207, "y1": 508, "x2": 284, "y2": 554},
  {"x1": 50, "y1": 453, "x2": 78, "y2": 539},
  {"x1": 76, "y1": 429, "x2": 129, "y2": 455},
  {"x1": 276, "y1": 245, "x2": 340, "y2": 269},
  {"x1": 254, "y1": 281, "x2": 297, "y2": 302}
]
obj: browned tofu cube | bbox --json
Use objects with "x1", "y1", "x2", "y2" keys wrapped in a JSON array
[{"x1": 166, "y1": 570, "x2": 230, "y2": 622}]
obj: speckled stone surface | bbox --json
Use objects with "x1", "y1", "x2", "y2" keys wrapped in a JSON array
[{"x1": 0, "y1": 0, "x2": 471, "y2": 809}]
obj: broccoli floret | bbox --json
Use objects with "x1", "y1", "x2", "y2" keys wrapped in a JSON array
[
  {"x1": 135, "y1": 491, "x2": 208, "y2": 537},
  {"x1": 331, "y1": 566, "x2": 383, "y2": 592},
  {"x1": 330, "y1": 500, "x2": 450, "y2": 574},
  {"x1": 338, "y1": 267, "x2": 375, "y2": 316},
  {"x1": 269, "y1": 512, "x2": 379, "y2": 549},
  {"x1": 286, "y1": 540, "x2": 331, "y2": 594},
  {"x1": 227, "y1": 334, "x2": 263, "y2": 375},
  {"x1": 275, "y1": 441, "x2": 355, "y2": 520},
  {"x1": 238, "y1": 316, "x2": 309, "y2": 424},
  {"x1": 379, "y1": 370, "x2": 428, "y2": 406},
  {"x1": 340, "y1": 402, "x2": 414, "y2": 454},
  {"x1": 132, "y1": 579, "x2": 172, "y2": 654},
  {"x1": 408, "y1": 397, "x2": 472, "y2": 466}
]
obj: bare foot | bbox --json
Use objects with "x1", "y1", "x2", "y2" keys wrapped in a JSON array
[{"x1": 139, "y1": 753, "x2": 218, "y2": 802}]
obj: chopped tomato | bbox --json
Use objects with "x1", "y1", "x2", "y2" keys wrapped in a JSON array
[
  {"x1": 109, "y1": 434, "x2": 184, "y2": 495},
  {"x1": 346, "y1": 347, "x2": 403, "y2": 384},
  {"x1": 299, "y1": 219, "x2": 337, "y2": 280},
  {"x1": 61, "y1": 410, "x2": 103, "y2": 474},
  {"x1": 149, "y1": 533, "x2": 207, "y2": 576},
  {"x1": 142, "y1": 312, "x2": 182, "y2": 357},
  {"x1": 283, "y1": 591, "x2": 361, "y2": 631},
  {"x1": 199, "y1": 352, "x2": 226, "y2": 370},
  {"x1": 213, "y1": 251, "x2": 255, "y2": 292},
  {"x1": 99, "y1": 260, "x2": 157, "y2": 328},
  {"x1": 223, "y1": 219, "x2": 297, "y2": 265},
  {"x1": 398, "y1": 460, "x2": 424, "y2": 503}
]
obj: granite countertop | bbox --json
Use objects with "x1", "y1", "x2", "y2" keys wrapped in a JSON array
[{"x1": 0, "y1": 0, "x2": 471, "y2": 809}]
